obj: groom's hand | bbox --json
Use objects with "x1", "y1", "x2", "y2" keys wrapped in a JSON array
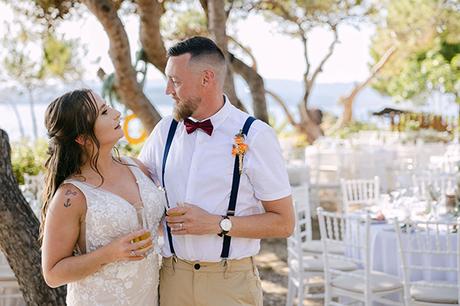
[{"x1": 166, "y1": 203, "x2": 221, "y2": 235}]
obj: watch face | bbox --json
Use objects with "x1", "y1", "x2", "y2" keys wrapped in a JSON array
[{"x1": 220, "y1": 218, "x2": 232, "y2": 231}]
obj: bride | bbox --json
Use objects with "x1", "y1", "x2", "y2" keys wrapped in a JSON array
[{"x1": 40, "y1": 89, "x2": 164, "y2": 305}]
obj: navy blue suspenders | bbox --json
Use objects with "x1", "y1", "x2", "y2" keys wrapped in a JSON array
[
  {"x1": 162, "y1": 116, "x2": 256, "y2": 258},
  {"x1": 220, "y1": 116, "x2": 256, "y2": 258},
  {"x1": 162, "y1": 119, "x2": 178, "y2": 255}
]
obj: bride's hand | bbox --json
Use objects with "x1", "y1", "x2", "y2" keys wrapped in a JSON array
[{"x1": 103, "y1": 229, "x2": 153, "y2": 262}]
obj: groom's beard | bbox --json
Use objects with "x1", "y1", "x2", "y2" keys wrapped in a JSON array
[{"x1": 173, "y1": 96, "x2": 201, "y2": 121}]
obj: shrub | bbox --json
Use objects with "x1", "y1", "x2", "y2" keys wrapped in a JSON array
[
  {"x1": 11, "y1": 139, "x2": 144, "y2": 185},
  {"x1": 11, "y1": 139, "x2": 48, "y2": 185}
]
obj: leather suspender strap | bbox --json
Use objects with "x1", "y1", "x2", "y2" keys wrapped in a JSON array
[
  {"x1": 162, "y1": 119, "x2": 178, "y2": 255},
  {"x1": 221, "y1": 116, "x2": 256, "y2": 258}
]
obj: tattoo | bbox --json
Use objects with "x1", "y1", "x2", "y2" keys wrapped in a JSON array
[
  {"x1": 65, "y1": 189, "x2": 77, "y2": 196},
  {"x1": 64, "y1": 198, "x2": 72, "y2": 208}
]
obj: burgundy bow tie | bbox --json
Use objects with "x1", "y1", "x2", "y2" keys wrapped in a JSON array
[{"x1": 184, "y1": 118, "x2": 214, "y2": 136}]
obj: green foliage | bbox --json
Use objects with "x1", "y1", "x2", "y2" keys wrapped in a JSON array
[
  {"x1": 253, "y1": 0, "x2": 375, "y2": 31},
  {"x1": 11, "y1": 139, "x2": 143, "y2": 185},
  {"x1": 161, "y1": 8, "x2": 207, "y2": 41},
  {"x1": 101, "y1": 48, "x2": 148, "y2": 110},
  {"x1": 371, "y1": 0, "x2": 460, "y2": 103},
  {"x1": 2, "y1": 7, "x2": 83, "y2": 86},
  {"x1": 11, "y1": 139, "x2": 47, "y2": 185},
  {"x1": 39, "y1": 34, "x2": 82, "y2": 80},
  {"x1": 116, "y1": 141, "x2": 143, "y2": 158}
]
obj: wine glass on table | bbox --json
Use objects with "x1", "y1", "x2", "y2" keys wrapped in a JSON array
[{"x1": 427, "y1": 184, "x2": 441, "y2": 220}]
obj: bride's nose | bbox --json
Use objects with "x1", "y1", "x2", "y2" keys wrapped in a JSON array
[{"x1": 114, "y1": 110, "x2": 121, "y2": 120}]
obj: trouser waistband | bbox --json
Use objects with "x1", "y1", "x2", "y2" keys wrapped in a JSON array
[{"x1": 162, "y1": 256, "x2": 257, "y2": 274}]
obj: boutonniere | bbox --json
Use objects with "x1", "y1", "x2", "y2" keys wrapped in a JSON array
[{"x1": 231, "y1": 130, "x2": 248, "y2": 174}]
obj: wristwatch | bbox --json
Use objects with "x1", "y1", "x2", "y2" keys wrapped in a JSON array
[{"x1": 218, "y1": 216, "x2": 232, "y2": 237}]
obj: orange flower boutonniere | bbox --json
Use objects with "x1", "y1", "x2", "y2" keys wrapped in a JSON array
[{"x1": 231, "y1": 130, "x2": 249, "y2": 174}]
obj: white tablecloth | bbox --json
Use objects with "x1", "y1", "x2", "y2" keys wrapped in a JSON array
[{"x1": 354, "y1": 222, "x2": 458, "y2": 282}]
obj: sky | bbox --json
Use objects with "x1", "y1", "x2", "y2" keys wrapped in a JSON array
[{"x1": 0, "y1": 3, "x2": 375, "y2": 84}]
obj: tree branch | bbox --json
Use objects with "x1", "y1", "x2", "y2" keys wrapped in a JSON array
[
  {"x1": 82, "y1": 0, "x2": 161, "y2": 132},
  {"x1": 309, "y1": 24, "x2": 339, "y2": 87},
  {"x1": 301, "y1": 29, "x2": 311, "y2": 79},
  {"x1": 265, "y1": 89, "x2": 298, "y2": 128},
  {"x1": 207, "y1": 0, "x2": 246, "y2": 111},
  {"x1": 228, "y1": 36, "x2": 258, "y2": 71},
  {"x1": 332, "y1": 46, "x2": 397, "y2": 130},
  {"x1": 230, "y1": 53, "x2": 268, "y2": 123},
  {"x1": 199, "y1": 0, "x2": 208, "y2": 21},
  {"x1": 301, "y1": 24, "x2": 339, "y2": 111},
  {"x1": 346, "y1": 46, "x2": 397, "y2": 98},
  {"x1": 136, "y1": 0, "x2": 168, "y2": 73}
]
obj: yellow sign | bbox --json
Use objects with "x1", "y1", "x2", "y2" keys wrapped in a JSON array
[{"x1": 123, "y1": 114, "x2": 147, "y2": 144}]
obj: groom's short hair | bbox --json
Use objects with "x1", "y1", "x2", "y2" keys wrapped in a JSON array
[
  {"x1": 168, "y1": 36, "x2": 225, "y2": 61},
  {"x1": 168, "y1": 36, "x2": 227, "y2": 86}
]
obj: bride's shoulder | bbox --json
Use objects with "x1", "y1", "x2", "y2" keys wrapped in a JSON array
[
  {"x1": 122, "y1": 156, "x2": 150, "y2": 177},
  {"x1": 48, "y1": 182, "x2": 87, "y2": 216}
]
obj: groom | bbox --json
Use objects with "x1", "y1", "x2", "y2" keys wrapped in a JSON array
[{"x1": 139, "y1": 36, "x2": 294, "y2": 306}]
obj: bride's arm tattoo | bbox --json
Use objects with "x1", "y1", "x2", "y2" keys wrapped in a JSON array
[
  {"x1": 64, "y1": 198, "x2": 72, "y2": 208},
  {"x1": 64, "y1": 189, "x2": 77, "y2": 207}
]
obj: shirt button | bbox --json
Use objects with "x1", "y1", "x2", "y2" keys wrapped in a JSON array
[{"x1": 194, "y1": 263, "x2": 201, "y2": 270}]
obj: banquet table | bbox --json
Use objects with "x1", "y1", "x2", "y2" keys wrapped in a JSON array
[
  {"x1": 346, "y1": 206, "x2": 459, "y2": 284},
  {"x1": 368, "y1": 222, "x2": 458, "y2": 282}
]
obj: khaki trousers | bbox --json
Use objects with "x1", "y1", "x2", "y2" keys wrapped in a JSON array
[{"x1": 159, "y1": 256, "x2": 263, "y2": 306}]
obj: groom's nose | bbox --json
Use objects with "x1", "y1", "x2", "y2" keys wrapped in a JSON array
[{"x1": 165, "y1": 81, "x2": 174, "y2": 95}]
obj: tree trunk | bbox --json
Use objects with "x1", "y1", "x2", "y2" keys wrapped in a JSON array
[
  {"x1": 0, "y1": 129, "x2": 67, "y2": 305},
  {"x1": 341, "y1": 96, "x2": 354, "y2": 125},
  {"x1": 230, "y1": 54, "x2": 269, "y2": 123},
  {"x1": 299, "y1": 102, "x2": 324, "y2": 144},
  {"x1": 207, "y1": 0, "x2": 246, "y2": 112},
  {"x1": 82, "y1": 0, "x2": 162, "y2": 133},
  {"x1": 136, "y1": 0, "x2": 168, "y2": 73},
  {"x1": 300, "y1": 117, "x2": 324, "y2": 144}
]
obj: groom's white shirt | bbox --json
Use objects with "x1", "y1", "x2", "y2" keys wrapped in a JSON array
[{"x1": 139, "y1": 98, "x2": 291, "y2": 262}]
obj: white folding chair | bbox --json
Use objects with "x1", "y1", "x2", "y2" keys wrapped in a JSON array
[
  {"x1": 412, "y1": 174, "x2": 456, "y2": 200},
  {"x1": 286, "y1": 195, "x2": 353, "y2": 306},
  {"x1": 340, "y1": 176, "x2": 380, "y2": 213},
  {"x1": 394, "y1": 219, "x2": 460, "y2": 306},
  {"x1": 318, "y1": 208, "x2": 403, "y2": 306},
  {"x1": 308, "y1": 146, "x2": 343, "y2": 214},
  {"x1": 291, "y1": 186, "x2": 345, "y2": 257}
]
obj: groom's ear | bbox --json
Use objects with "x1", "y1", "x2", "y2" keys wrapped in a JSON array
[{"x1": 201, "y1": 70, "x2": 214, "y2": 86}]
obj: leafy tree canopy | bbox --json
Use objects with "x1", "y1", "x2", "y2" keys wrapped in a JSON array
[{"x1": 371, "y1": 0, "x2": 460, "y2": 103}]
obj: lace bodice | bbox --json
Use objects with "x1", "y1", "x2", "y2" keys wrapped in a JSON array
[{"x1": 64, "y1": 157, "x2": 165, "y2": 306}]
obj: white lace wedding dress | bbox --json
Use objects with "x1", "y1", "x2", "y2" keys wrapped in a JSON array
[{"x1": 63, "y1": 157, "x2": 165, "y2": 306}]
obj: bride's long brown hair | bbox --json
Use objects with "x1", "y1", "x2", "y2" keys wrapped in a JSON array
[{"x1": 40, "y1": 89, "x2": 104, "y2": 243}]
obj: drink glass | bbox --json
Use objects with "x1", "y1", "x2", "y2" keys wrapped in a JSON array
[
  {"x1": 132, "y1": 202, "x2": 153, "y2": 249},
  {"x1": 167, "y1": 201, "x2": 186, "y2": 216}
]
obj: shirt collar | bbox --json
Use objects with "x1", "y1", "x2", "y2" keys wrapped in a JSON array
[{"x1": 189, "y1": 95, "x2": 232, "y2": 131}]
